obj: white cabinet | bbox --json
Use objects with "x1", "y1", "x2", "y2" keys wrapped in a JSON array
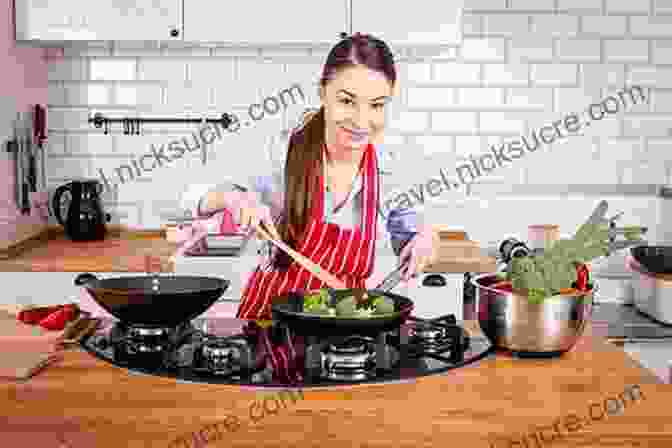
[
  {"x1": 16, "y1": 1, "x2": 463, "y2": 46},
  {"x1": 623, "y1": 342, "x2": 672, "y2": 384},
  {"x1": 182, "y1": 0, "x2": 349, "y2": 44},
  {"x1": 351, "y1": 0, "x2": 464, "y2": 47},
  {"x1": 15, "y1": 0, "x2": 182, "y2": 41}
]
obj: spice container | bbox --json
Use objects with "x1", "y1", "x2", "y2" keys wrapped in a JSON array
[{"x1": 528, "y1": 225, "x2": 560, "y2": 251}]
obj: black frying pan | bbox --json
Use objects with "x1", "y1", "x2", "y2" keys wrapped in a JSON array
[
  {"x1": 630, "y1": 245, "x2": 672, "y2": 274},
  {"x1": 271, "y1": 288, "x2": 414, "y2": 336},
  {"x1": 74, "y1": 273, "x2": 229, "y2": 327}
]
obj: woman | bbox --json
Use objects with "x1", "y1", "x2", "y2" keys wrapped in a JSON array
[{"x1": 188, "y1": 33, "x2": 437, "y2": 320}]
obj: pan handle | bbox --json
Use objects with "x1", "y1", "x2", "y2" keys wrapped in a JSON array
[{"x1": 74, "y1": 273, "x2": 98, "y2": 286}]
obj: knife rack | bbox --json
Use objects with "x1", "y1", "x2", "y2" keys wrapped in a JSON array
[{"x1": 88, "y1": 112, "x2": 235, "y2": 135}]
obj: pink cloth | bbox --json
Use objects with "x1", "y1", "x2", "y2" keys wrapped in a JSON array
[{"x1": 174, "y1": 209, "x2": 240, "y2": 256}]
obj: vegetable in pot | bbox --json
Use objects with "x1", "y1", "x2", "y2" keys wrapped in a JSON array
[{"x1": 506, "y1": 221, "x2": 608, "y2": 303}]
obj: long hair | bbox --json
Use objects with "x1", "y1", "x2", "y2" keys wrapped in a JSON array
[{"x1": 273, "y1": 33, "x2": 397, "y2": 269}]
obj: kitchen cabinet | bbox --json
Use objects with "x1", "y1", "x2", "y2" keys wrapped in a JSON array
[
  {"x1": 16, "y1": 0, "x2": 463, "y2": 46},
  {"x1": 350, "y1": 0, "x2": 464, "y2": 46},
  {"x1": 623, "y1": 342, "x2": 672, "y2": 383},
  {"x1": 15, "y1": 0, "x2": 182, "y2": 41},
  {"x1": 182, "y1": 0, "x2": 349, "y2": 44}
]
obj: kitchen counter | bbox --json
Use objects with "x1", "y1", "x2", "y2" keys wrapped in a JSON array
[
  {"x1": 0, "y1": 227, "x2": 179, "y2": 272},
  {"x1": 0, "y1": 228, "x2": 495, "y2": 273},
  {"x1": 591, "y1": 303, "x2": 672, "y2": 343},
  {"x1": 1, "y1": 317, "x2": 670, "y2": 448}
]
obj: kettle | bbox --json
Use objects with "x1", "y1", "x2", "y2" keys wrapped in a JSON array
[{"x1": 52, "y1": 179, "x2": 111, "y2": 241}]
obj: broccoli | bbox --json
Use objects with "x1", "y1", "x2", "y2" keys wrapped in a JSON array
[
  {"x1": 506, "y1": 220, "x2": 609, "y2": 303},
  {"x1": 335, "y1": 296, "x2": 357, "y2": 317},
  {"x1": 373, "y1": 296, "x2": 395, "y2": 315}
]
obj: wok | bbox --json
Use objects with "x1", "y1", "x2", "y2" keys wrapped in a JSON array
[
  {"x1": 74, "y1": 273, "x2": 229, "y2": 327},
  {"x1": 630, "y1": 245, "x2": 672, "y2": 274},
  {"x1": 271, "y1": 288, "x2": 414, "y2": 336}
]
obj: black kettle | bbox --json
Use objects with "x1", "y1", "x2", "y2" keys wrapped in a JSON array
[{"x1": 52, "y1": 180, "x2": 111, "y2": 241}]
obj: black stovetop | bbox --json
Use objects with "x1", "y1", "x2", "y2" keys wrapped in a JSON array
[{"x1": 79, "y1": 314, "x2": 494, "y2": 389}]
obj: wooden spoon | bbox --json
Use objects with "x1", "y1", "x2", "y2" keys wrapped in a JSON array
[{"x1": 255, "y1": 222, "x2": 346, "y2": 290}]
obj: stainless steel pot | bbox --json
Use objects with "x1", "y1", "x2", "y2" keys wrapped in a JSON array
[{"x1": 471, "y1": 273, "x2": 595, "y2": 355}]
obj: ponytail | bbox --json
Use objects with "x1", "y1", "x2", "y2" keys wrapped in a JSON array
[{"x1": 273, "y1": 107, "x2": 326, "y2": 269}]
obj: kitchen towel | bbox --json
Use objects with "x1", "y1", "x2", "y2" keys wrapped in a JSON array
[
  {"x1": 0, "y1": 308, "x2": 65, "y2": 380},
  {"x1": 174, "y1": 209, "x2": 240, "y2": 256}
]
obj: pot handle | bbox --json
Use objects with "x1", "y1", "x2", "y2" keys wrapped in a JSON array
[
  {"x1": 422, "y1": 274, "x2": 447, "y2": 287},
  {"x1": 74, "y1": 273, "x2": 98, "y2": 286},
  {"x1": 52, "y1": 182, "x2": 72, "y2": 226}
]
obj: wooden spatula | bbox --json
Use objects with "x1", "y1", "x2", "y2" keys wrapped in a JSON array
[{"x1": 255, "y1": 222, "x2": 346, "y2": 290}]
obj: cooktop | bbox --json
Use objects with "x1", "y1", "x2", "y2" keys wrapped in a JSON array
[{"x1": 79, "y1": 314, "x2": 495, "y2": 388}]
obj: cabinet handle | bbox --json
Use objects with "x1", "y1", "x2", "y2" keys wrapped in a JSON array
[{"x1": 170, "y1": 28, "x2": 179, "y2": 38}]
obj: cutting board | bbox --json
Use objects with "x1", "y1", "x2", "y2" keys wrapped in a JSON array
[
  {"x1": 0, "y1": 308, "x2": 62, "y2": 380},
  {"x1": 428, "y1": 228, "x2": 497, "y2": 273},
  {"x1": 436, "y1": 240, "x2": 482, "y2": 259}
]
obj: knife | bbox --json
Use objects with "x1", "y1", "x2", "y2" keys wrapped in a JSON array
[
  {"x1": 22, "y1": 113, "x2": 31, "y2": 214},
  {"x1": 13, "y1": 113, "x2": 24, "y2": 213}
]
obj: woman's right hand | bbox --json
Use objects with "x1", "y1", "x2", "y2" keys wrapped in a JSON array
[{"x1": 234, "y1": 193, "x2": 280, "y2": 240}]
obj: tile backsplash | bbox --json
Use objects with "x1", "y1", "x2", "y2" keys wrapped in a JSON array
[{"x1": 40, "y1": 1, "x2": 672, "y2": 243}]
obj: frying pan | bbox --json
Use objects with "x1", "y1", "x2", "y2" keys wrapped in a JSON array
[
  {"x1": 630, "y1": 245, "x2": 672, "y2": 274},
  {"x1": 271, "y1": 288, "x2": 414, "y2": 336},
  {"x1": 74, "y1": 273, "x2": 229, "y2": 328}
]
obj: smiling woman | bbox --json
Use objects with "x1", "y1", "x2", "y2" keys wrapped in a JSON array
[{"x1": 186, "y1": 32, "x2": 439, "y2": 323}]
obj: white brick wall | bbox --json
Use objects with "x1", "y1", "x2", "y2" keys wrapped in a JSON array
[{"x1": 45, "y1": 2, "x2": 672, "y2": 232}]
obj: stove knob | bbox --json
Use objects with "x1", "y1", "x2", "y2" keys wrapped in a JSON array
[{"x1": 445, "y1": 315, "x2": 456, "y2": 326}]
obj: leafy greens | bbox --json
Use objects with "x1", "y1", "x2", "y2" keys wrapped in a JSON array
[{"x1": 506, "y1": 222, "x2": 609, "y2": 302}]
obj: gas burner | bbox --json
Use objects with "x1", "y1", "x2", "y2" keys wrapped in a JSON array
[
  {"x1": 79, "y1": 315, "x2": 494, "y2": 388},
  {"x1": 322, "y1": 336, "x2": 376, "y2": 381},
  {"x1": 114, "y1": 324, "x2": 175, "y2": 355},
  {"x1": 406, "y1": 315, "x2": 470, "y2": 359},
  {"x1": 193, "y1": 335, "x2": 255, "y2": 377}
]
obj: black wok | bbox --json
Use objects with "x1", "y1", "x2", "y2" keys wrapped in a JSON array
[
  {"x1": 630, "y1": 245, "x2": 672, "y2": 274},
  {"x1": 74, "y1": 273, "x2": 229, "y2": 327},
  {"x1": 271, "y1": 288, "x2": 414, "y2": 336}
]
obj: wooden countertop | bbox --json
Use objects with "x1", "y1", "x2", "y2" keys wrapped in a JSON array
[
  {"x1": 0, "y1": 227, "x2": 496, "y2": 273},
  {"x1": 0, "y1": 226, "x2": 179, "y2": 272},
  {"x1": 1, "y1": 320, "x2": 670, "y2": 448}
]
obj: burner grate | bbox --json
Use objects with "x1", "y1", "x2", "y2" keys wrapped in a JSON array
[{"x1": 78, "y1": 315, "x2": 493, "y2": 388}]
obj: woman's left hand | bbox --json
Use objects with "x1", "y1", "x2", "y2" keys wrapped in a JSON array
[{"x1": 398, "y1": 227, "x2": 438, "y2": 281}]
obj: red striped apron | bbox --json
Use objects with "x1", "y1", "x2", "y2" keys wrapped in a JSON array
[{"x1": 236, "y1": 143, "x2": 379, "y2": 320}]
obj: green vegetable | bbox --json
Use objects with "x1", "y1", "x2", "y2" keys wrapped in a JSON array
[
  {"x1": 307, "y1": 303, "x2": 330, "y2": 315},
  {"x1": 506, "y1": 219, "x2": 609, "y2": 303},
  {"x1": 335, "y1": 297, "x2": 357, "y2": 317},
  {"x1": 374, "y1": 297, "x2": 395, "y2": 315},
  {"x1": 303, "y1": 288, "x2": 330, "y2": 311}
]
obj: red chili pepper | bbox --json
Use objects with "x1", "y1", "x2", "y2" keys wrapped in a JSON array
[
  {"x1": 62, "y1": 304, "x2": 79, "y2": 322},
  {"x1": 39, "y1": 309, "x2": 70, "y2": 331},
  {"x1": 576, "y1": 264, "x2": 589, "y2": 291},
  {"x1": 18, "y1": 305, "x2": 64, "y2": 325}
]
